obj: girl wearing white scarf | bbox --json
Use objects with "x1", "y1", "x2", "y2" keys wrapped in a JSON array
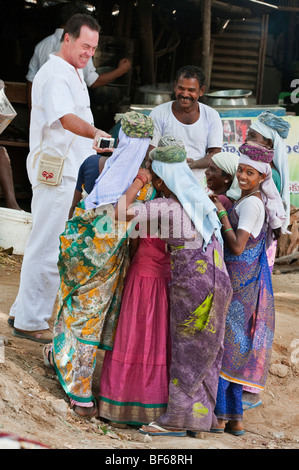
[
  {"x1": 249, "y1": 111, "x2": 290, "y2": 230},
  {"x1": 212, "y1": 143, "x2": 285, "y2": 436}
]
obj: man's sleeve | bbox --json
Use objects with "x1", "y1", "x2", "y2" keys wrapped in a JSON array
[
  {"x1": 83, "y1": 59, "x2": 99, "y2": 87},
  {"x1": 26, "y1": 47, "x2": 41, "y2": 82},
  {"x1": 42, "y1": 75, "x2": 76, "y2": 126},
  {"x1": 150, "y1": 108, "x2": 163, "y2": 148},
  {"x1": 207, "y1": 110, "x2": 223, "y2": 149}
]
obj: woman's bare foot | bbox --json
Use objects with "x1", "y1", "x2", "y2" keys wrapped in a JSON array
[
  {"x1": 225, "y1": 420, "x2": 244, "y2": 435},
  {"x1": 227, "y1": 420, "x2": 243, "y2": 432},
  {"x1": 73, "y1": 405, "x2": 97, "y2": 418},
  {"x1": 210, "y1": 418, "x2": 226, "y2": 432}
]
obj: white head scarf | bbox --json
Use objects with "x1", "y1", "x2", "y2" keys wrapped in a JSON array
[
  {"x1": 151, "y1": 156, "x2": 223, "y2": 250},
  {"x1": 84, "y1": 128, "x2": 151, "y2": 210},
  {"x1": 239, "y1": 154, "x2": 286, "y2": 247},
  {"x1": 250, "y1": 116, "x2": 290, "y2": 229},
  {"x1": 211, "y1": 151, "x2": 241, "y2": 201}
]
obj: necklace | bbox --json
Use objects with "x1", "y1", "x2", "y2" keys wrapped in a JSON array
[{"x1": 234, "y1": 190, "x2": 261, "y2": 209}]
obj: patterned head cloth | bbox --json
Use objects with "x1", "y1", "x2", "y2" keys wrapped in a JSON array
[
  {"x1": 84, "y1": 112, "x2": 153, "y2": 209},
  {"x1": 121, "y1": 111, "x2": 154, "y2": 138},
  {"x1": 249, "y1": 111, "x2": 290, "y2": 229},
  {"x1": 149, "y1": 145, "x2": 187, "y2": 163},
  {"x1": 257, "y1": 111, "x2": 290, "y2": 139},
  {"x1": 150, "y1": 143, "x2": 223, "y2": 250},
  {"x1": 238, "y1": 153, "x2": 286, "y2": 246},
  {"x1": 239, "y1": 141, "x2": 274, "y2": 164}
]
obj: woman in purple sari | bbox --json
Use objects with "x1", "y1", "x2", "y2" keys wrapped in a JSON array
[
  {"x1": 210, "y1": 142, "x2": 286, "y2": 435},
  {"x1": 114, "y1": 143, "x2": 233, "y2": 436}
]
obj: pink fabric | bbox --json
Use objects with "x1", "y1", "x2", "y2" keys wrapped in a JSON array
[
  {"x1": 99, "y1": 235, "x2": 171, "y2": 420},
  {"x1": 70, "y1": 399, "x2": 94, "y2": 407},
  {"x1": 132, "y1": 234, "x2": 170, "y2": 277},
  {"x1": 243, "y1": 385, "x2": 260, "y2": 394},
  {"x1": 266, "y1": 240, "x2": 277, "y2": 272}
]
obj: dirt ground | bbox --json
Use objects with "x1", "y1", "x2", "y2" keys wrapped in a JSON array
[{"x1": 0, "y1": 251, "x2": 299, "y2": 451}]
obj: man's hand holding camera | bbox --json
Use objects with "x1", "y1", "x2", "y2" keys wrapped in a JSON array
[{"x1": 93, "y1": 129, "x2": 115, "y2": 153}]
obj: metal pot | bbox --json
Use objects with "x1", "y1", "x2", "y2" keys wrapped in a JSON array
[
  {"x1": 135, "y1": 84, "x2": 174, "y2": 105},
  {"x1": 205, "y1": 89, "x2": 252, "y2": 107}
]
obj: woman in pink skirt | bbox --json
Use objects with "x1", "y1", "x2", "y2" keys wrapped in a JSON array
[{"x1": 98, "y1": 232, "x2": 171, "y2": 426}]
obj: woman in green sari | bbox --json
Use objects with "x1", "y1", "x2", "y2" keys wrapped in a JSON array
[{"x1": 44, "y1": 112, "x2": 155, "y2": 418}]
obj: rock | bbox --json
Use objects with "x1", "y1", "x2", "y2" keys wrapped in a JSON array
[
  {"x1": 45, "y1": 397, "x2": 68, "y2": 417},
  {"x1": 31, "y1": 366, "x2": 47, "y2": 377},
  {"x1": 0, "y1": 334, "x2": 8, "y2": 346},
  {"x1": 269, "y1": 363, "x2": 289, "y2": 378},
  {"x1": 142, "y1": 434, "x2": 152, "y2": 443},
  {"x1": 273, "y1": 431, "x2": 285, "y2": 439}
]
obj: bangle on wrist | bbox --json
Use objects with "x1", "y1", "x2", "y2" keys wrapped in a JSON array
[
  {"x1": 223, "y1": 228, "x2": 233, "y2": 234},
  {"x1": 218, "y1": 210, "x2": 228, "y2": 220},
  {"x1": 93, "y1": 128, "x2": 98, "y2": 138},
  {"x1": 134, "y1": 175, "x2": 147, "y2": 187}
]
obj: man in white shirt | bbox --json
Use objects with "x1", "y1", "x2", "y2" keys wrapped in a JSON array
[
  {"x1": 149, "y1": 65, "x2": 223, "y2": 185},
  {"x1": 26, "y1": 8, "x2": 131, "y2": 107},
  {"x1": 9, "y1": 14, "x2": 112, "y2": 343}
]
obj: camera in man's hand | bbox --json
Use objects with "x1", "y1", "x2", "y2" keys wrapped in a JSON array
[{"x1": 97, "y1": 137, "x2": 114, "y2": 150}]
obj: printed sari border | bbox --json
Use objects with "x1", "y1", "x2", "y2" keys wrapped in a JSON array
[
  {"x1": 53, "y1": 362, "x2": 95, "y2": 403},
  {"x1": 220, "y1": 371, "x2": 264, "y2": 390}
]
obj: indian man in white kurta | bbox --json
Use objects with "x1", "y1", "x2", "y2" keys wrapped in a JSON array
[{"x1": 148, "y1": 65, "x2": 223, "y2": 187}]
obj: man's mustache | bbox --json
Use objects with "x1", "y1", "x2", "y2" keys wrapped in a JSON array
[{"x1": 177, "y1": 95, "x2": 194, "y2": 101}]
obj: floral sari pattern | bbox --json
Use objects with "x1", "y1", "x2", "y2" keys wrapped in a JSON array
[
  {"x1": 220, "y1": 205, "x2": 275, "y2": 389},
  {"x1": 53, "y1": 185, "x2": 154, "y2": 404}
]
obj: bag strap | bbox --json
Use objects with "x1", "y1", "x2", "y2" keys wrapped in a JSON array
[{"x1": 32, "y1": 134, "x2": 76, "y2": 169}]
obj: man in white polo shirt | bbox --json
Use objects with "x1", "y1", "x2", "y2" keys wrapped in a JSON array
[
  {"x1": 9, "y1": 13, "x2": 112, "y2": 343},
  {"x1": 148, "y1": 65, "x2": 223, "y2": 186}
]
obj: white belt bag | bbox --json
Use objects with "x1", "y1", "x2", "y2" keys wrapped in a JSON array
[{"x1": 33, "y1": 137, "x2": 76, "y2": 186}]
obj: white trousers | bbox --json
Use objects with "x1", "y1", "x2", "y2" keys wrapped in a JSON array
[{"x1": 10, "y1": 177, "x2": 76, "y2": 331}]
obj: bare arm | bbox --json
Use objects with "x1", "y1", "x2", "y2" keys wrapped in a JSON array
[
  {"x1": 68, "y1": 189, "x2": 82, "y2": 220},
  {"x1": 59, "y1": 113, "x2": 113, "y2": 152},
  {"x1": 26, "y1": 80, "x2": 33, "y2": 109},
  {"x1": 115, "y1": 169, "x2": 152, "y2": 221},
  {"x1": 209, "y1": 194, "x2": 250, "y2": 256},
  {"x1": 145, "y1": 144, "x2": 155, "y2": 165},
  {"x1": 129, "y1": 236, "x2": 140, "y2": 260},
  {"x1": 90, "y1": 59, "x2": 131, "y2": 88},
  {"x1": 187, "y1": 147, "x2": 222, "y2": 170}
]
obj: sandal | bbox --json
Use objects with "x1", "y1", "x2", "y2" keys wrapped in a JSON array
[
  {"x1": 225, "y1": 422, "x2": 245, "y2": 436},
  {"x1": 7, "y1": 317, "x2": 14, "y2": 327},
  {"x1": 13, "y1": 328, "x2": 52, "y2": 344},
  {"x1": 210, "y1": 426, "x2": 225, "y2": 433},
  {"x1": 139, "y1": 422, "x2": 186, "y2": 437}
]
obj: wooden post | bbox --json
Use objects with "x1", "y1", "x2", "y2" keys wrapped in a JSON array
[
  {"x1": 136, "y1": 0, "x2": 155, "y2": 85},
  {"x1": 202, "y1": 0, "x2": 212, "y2": 91},
  {"x1": 256, "y1": 14, "x2": 269, "y2": 104}
]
